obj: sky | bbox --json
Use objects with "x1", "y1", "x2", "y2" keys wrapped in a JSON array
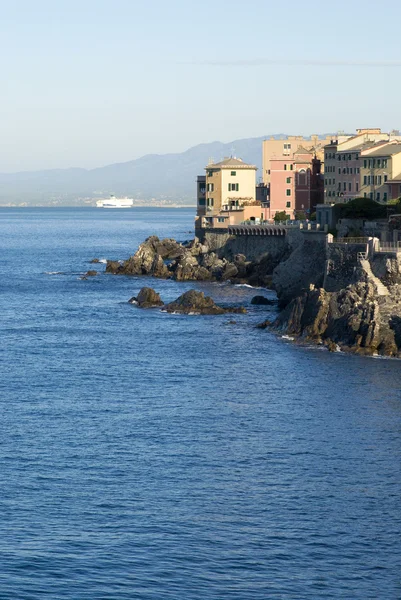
[{"x1": 1, "y1": 0, "x2": 401, "y2": 172}]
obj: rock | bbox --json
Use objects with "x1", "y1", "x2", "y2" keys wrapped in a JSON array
[
  {"x1": 163, "y1": 290, "x2": 246, "y2": 315},
  {"x1": 129, "y1": 287, "x2": 164, "y2": 308},
  {"x1": 256, "y1": 319, "x2": 272, "y2": 329},
  {"x1": 251, "y1": 295, "x2": 275, "y2": 305},
  {"x1": 221, "y1": 263, "x2": 238, "y2": 281},
  {"x1": 106, "y1": 260, "x2": 122, "y2": 274},
  {"x1": 90, "y1": 258, "x2": 100, "y2": 263},
  {"x1": 86, "y1": 270, "x2": 97, "y2": 276},
  {"x1": 273, "y1": 239, "x2": 326, "y2": 307}
]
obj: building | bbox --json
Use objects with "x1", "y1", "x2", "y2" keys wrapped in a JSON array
[
  {"x1": 324, "y1": 129, "x2": 401, "y2": 203},
  {"x1": 360, "y1": 142, "x2": 401, "y2": 202},
  {"x1": 262, "y1": 134, "x2": 343, "y2": 186},
  {"x1": 267, "y1": 148, "x2": 323, "y2": 219},
  {"x1": 195, "y1": 157, "x2": 260, "y2": 229}
]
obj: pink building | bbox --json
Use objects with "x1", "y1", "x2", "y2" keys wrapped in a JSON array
[{"x1": 268, "y1": 148, "x2": 323, "y2": 219}]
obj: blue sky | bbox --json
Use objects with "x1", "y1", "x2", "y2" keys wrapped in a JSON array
[{"x1": 1, "y1": 0, "x2": 401, "y2": 171}]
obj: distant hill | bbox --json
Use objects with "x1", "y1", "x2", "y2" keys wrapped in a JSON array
[{"x1": 0, "y1": 135, "x2": 282, "y2": 205}]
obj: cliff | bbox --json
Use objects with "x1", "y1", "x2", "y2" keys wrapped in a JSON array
[{"x1": 271, "y1": 234, "x2": 401, "y2": 357}]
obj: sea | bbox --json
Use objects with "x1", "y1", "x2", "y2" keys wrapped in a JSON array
[{"x1": 1, "y1": 207, "x2": 401, "y2": 600}]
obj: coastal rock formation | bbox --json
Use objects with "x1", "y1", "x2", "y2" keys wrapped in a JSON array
[
  {"x1": 272, "y1": 238, "x2": 326, "y2": 308},
  {"x1": 271, "y1": 277, "x2": 401, "y2": 356},
  {"x1": 105, "y1": 235, "x2": 259, "y2": 284},
  {"x1": 163, "y1": 290, "x2": 246, "y2": 315},
  {"x1": 129, "y1": 287, "x2": 164, "y2": 308},
  {"x1": 251, "y1": 295, "x2": 275, "y2": 305}
]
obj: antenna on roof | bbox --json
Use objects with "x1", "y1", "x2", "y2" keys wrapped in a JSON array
[
  {"x1": 208, "y1": 156, "x2": 214, "y2": 165},
  {"x1": 230, "y1": 146, "x2": 236, "y2": 158}
]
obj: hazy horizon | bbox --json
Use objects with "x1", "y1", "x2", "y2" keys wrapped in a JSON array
[{"x1": 2, "y1": 0, "x2": 401, "y2": 172}]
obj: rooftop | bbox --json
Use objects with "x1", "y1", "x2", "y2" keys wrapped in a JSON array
[
  {"x1": 206, "y1": 157, "x2": 257, "y2": 170},
  {"x1": 361, "y1": 143, "x2": 401, "y2": 158}
]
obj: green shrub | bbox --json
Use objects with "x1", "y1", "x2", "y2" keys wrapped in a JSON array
[{"x1": 274, "y1": 211, "x2": 289, "y2": 223}]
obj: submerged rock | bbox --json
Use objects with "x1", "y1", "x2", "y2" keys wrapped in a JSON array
[
  {"x1": 90, "y1": 258, "x2": 100, "y2": 263},
  {"x1": 251, "y1": 295, "x2": 275, "y2": 305},
  {"x1": 129, "y1": 287, "x2": 164, "y2": 308},
  {"x1": 86, "y1": 270, "x2": 97, "y2": 277}
]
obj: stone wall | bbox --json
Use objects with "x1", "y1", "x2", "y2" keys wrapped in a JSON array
[{"x1": 200, "y1": 226, "x2": 306, "y2": 262}]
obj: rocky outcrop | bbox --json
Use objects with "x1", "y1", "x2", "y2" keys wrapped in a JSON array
[
  {"x1": 129, "y1": 287, "x2": 164, "y2": 308},
  {"x1": 163, "y1": 290, "x2": 246, "y2": 315},
  {"x1": 272, "y1": 237, "x2": 326, "y2": 308},
  {"x1": 271, "y1": 279, "x2": 401, "y2": 356},
  {"x1": 105, "y1": 235, "x2": 276, "y2": 286}
]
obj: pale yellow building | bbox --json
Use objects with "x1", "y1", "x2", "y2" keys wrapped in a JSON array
[
  {"x1": 196, "y1": 157, "x2": 261, "y2": 229},
  {"x1": 360, "y1": 142, "x2": 401, "y2": 202}
]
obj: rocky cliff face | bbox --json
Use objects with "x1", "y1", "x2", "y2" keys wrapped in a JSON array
[{"x1": 271, "y1": 239, "x2": 401, "y2": 357}]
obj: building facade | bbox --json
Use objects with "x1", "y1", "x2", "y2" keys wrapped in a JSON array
[
  {"x1": 267, "y1": 148, "x2": 323, "y2": 219},
  {"x1": 324, "y1": 130, "x2": 401, "y2": 203},
  {"x1": 195, "y1": 157, "x2": 260, "y2": 229},
  {"x1": 262, "y1": 134, "x2": 343, "y2": 186}
]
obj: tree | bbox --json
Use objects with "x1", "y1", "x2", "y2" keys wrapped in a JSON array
[{"x1": 274, "y1": 211, "x2": 289, "y2": 223}]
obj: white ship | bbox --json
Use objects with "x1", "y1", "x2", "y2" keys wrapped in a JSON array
[{"x1": 96, "y1": 195, "x2": 134, "y2": 208}]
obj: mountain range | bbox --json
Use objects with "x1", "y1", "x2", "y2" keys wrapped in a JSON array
[{"x1": 0, "y1": 135, "x2": 282, "y2": 206}]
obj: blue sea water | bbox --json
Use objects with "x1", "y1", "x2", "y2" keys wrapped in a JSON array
[{"x1": 1, "y1": 207, "x2": 401, "y2": 599}]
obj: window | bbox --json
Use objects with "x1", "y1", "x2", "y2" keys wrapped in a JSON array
[
  {"x1": 207, "y1": 183, "x2": 214, "y2": 192},
  {"x1": 217, "y1": 217, "x2": 225, "y2": 223},
  {"x1": 290, "y1": 164, "x2": 293, "y2": 170},
  {"x1": 343, "y1": 182, "x2": 347, "y2": 191},
  {"x1": 228, "y1": 183, "x2": 239, "y2": 191},
  {"x1": 198, "y1": 198, "x2": 205, "y2": 206},
  {"x1": 376, "y1": 193, "x2": 380, "y2": 201},
  {"x1": 364, "y1": 192, "x2": 367, "y2": 198},
  {"x1": 286, "y1": 177, "x2": 291, "y2": 183},
  {"x1": 284, "y1": 164, "x2": 287, "y2": 170},
  {"x1": 384, "y1": 175, "x2": 388, "y2": 183},
  {"x1": 338, "y1": 168, "x2": 341, "y2": 174},
  {"x1": 356, "y1": 183, "x2": 359, "y2": 192},
  {"x1": 372, "y1": 159, "x2": 376, "y2": 168},
  {"x1": 369, "y1": 192, "x2": 373, "y2": 199},
  {"x1": 230, "y1": 171, "x2": 236, "y2": 176},
  {"x1": 286, "y1": 189, "x2": 291, "y2": 196},
  {"x1": 383, "y1": 159, "x2": 388, "y2": 168},
  {"x1": 349, "y1": 183, "x2": 352, "y2": 192},
  {"x1": 286, "y1": 201, "x2": 291, "y2": 207},
  {"x1": 377, "y1": 159, "x2": 381, "y2": 168},
  {"x1": 377, "y1": 176, "x2": 382, "y2": 185},
  {"x1": 364, "y1": 160, "x2": 367, "y2": 168},
  {"x1": 325, "y1": 179, "x2": 327, "y2": 185},
  {"x1": 207, "y1": 170, "x2": 214, "y2": 177},
  {"x1": 207, "y1": 198, "x2": 214, "y2": 206},
  {"x1": 384, "y1": 192, "x2": 388, "y2": 201}
]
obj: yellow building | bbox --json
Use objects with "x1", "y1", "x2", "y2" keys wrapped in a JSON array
[
  {"x1": 196, "y1": 157, "x2": 261, "y2": 229},
  {"x1": 360, "y1": 142, "x2": 401, "y2": 202}
]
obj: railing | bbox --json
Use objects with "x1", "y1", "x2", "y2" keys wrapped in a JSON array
[
  {"x1": 336, "y1": 237, "x2": 370, "y2": 244},
  {"x1": 377, "y1": 241, "x2": 401, "y2": 253}
]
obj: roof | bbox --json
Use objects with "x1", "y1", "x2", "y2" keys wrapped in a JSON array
[
  {"x1": 362, "y1": 143, "x2": 401, "y2": 157},
  {"x1": 293, "y1": 146, "x2": 313, "y2": 155},
  {"x1": 206, "y1": 157, "x2": 257, "y2": 170}
]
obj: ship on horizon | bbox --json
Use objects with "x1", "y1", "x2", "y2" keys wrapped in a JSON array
[{"x1": 96, "y1": 195, "x2": 134, "y2": 208}]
